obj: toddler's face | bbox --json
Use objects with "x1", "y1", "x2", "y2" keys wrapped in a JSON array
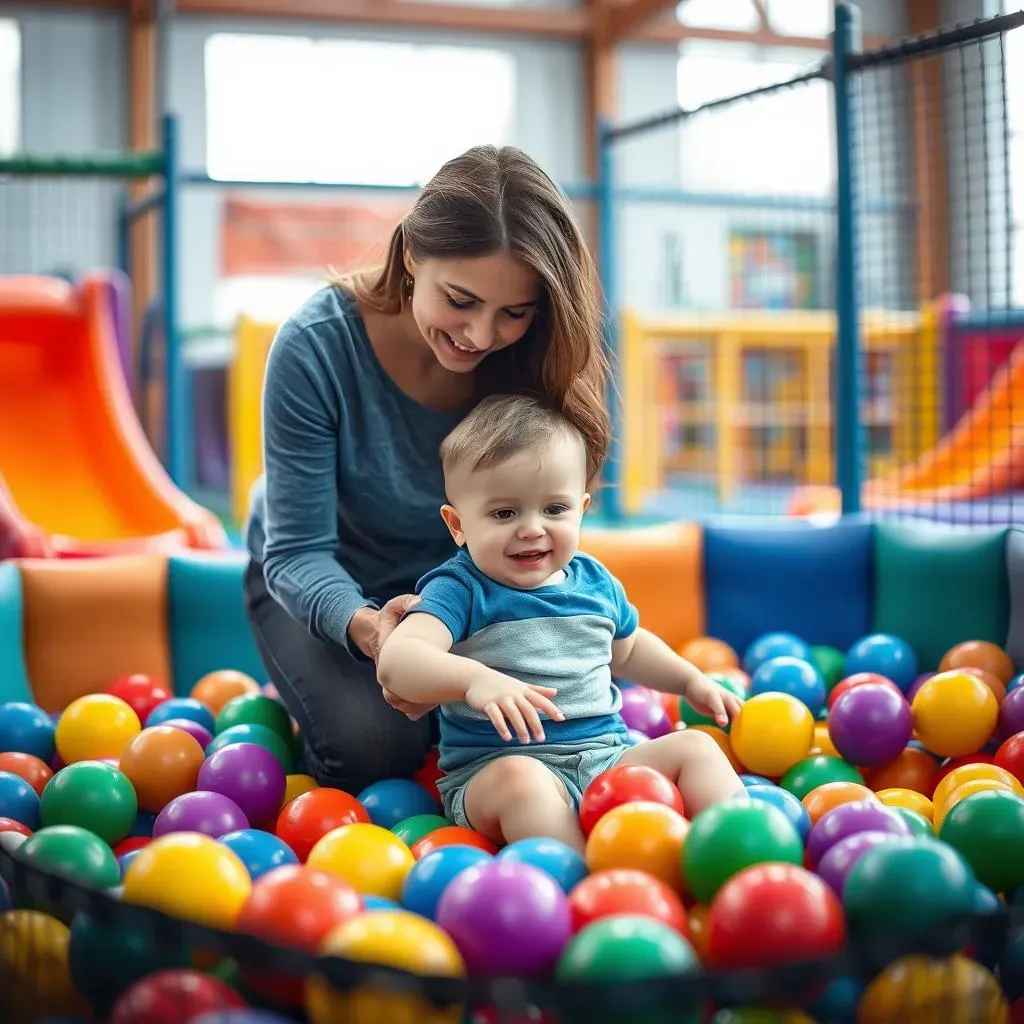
[{"x1": 441, "y1": 433, "x2": 590, "y2": 590}]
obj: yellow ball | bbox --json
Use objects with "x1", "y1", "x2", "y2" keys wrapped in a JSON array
[
  {"x1": 0, "y1": 910, "x2": 86, "y2": 1022},
  {"x1": 729, "y1": 692, "x2": 814, "y2": 777},
  {"x1": 911, "y1": 671, "x2": 999, "y2": 758},
  {"x1": 54, "y1": 694, "x2": 141, "y2": 763},
  {"x1": 306, "y1": 909, "x2": 465, "y2": 1024},
  {"x1": 282, "y1": 773, "x2": 319, "y2": 810},
  {"x1": 811, "y1": 720, "x2": 841, "y2": 759},
  {"x1": 876, "y1": 787, "x2": 935, "y2": 823},
  {"x1": 307, "y1": 823, "x2": 415, "y2": 901},
  {"x1": 933, "y1": 778, "x2": 1016, "y2": 832},
  {"x1": 857, "y1": 954, "x2": 1007, "y2": 1023},
  {"x1": 122, "y1": 832, "x2": 252, "y2": 929},
  {"x1": 933, "y1": 763, "x2": 1024, "y2": 810}
]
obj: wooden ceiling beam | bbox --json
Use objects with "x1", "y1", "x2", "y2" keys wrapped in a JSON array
[{"x1": 598, "y1": 0, "x2": 678, "y2": 44}]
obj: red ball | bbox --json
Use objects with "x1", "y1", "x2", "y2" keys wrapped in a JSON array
[
  {"x1": 568, "y1": 868, "x2": 689, "y2": 936},
  {"x1": 274, "y1": 787, "x2": 370, "y2": 862},
  {"x1": 236, "y1": 864, "x2": 364, "y2": 1005},
  {"x1": 0, "y1": 817, "x2": 32, "y2": 837},
  {"x1": 109, "y1": 969, "x2": 245, "y2": 1024},
  {"x1": 995, "y1": 732, "x2": 1024, "y2": 784},
  {"x1": 578, "y1": 764, "x2": 684, "y2": 836},
  {"x1": 413, "y1": 748, "x2": 443, "y2": 803},
  {"x1": 707, "y1": 863, "x2": 846, "y2": 970},
  {"x1": 107, "y1": 673, "x2": 173, "y2": 725},
  {"x1": 828, "y1": 673, "x2": 900, "y2": 710},
  {"x1": 113, "y1": 836, "x2": 152, "y2": 858},
  {"x1": 410, "y1": 825, "x2": 499, "y2": 858},
  {"x1": 0, "y1": 752, "x2": 52, "y2": 795}
]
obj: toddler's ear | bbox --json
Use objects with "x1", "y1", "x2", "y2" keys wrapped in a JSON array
[{"x1": 440, "y1": 504, "x2": 465, "y2": 546}]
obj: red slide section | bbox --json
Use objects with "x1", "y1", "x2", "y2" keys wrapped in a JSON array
[{"x1": 0, "y1": 274, "x2": 227, "y2": 559}]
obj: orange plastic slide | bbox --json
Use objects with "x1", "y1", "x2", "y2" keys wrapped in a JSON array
[
  {"x1": 0, "y1": 274, "x2": 227, "y2": 558},
  {"x1": 790, "y1": 340, "x2": 1024, "y2": 515}
]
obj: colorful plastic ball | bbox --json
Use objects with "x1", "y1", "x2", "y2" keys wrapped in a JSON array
[
  {"x1": 281, "y1": 772, "x2": 318, "y2": 806},
  {"x1": 40, "y1": 760, "x2": 138, "y2": 844},
  {"x1": 410, "y1": 825, "x2": 500, "y2": 858},
  {"x1": 999, "y1": 685, "x2": 1024, "y2": 739},
  {"x1": 146, "y1": 697, "x2": 216, "y2": 732},
  {"x1": 0, "y1": 909, "x2": 84, "y2": 1022},
  {"x1": 867, "y1": 746, "x2": 938, "y2": 797},
  {"x1": 779, "y1": 754, "x2": 863, "y2": 800},
  {"x1": 207, "y1": 723, "x2": 293, "y2": 773},
  {"x1": 436, "y1": 859, "x2": 573, "y2": 976},
  {"x1": 844, "y1": 634, "x2": 918, "y2": 693},
  {"x1": 578, "y1": 763, "x2": 684, "y2": 836},
  {"x1": 106, "y1": 673, "x2": 172, "y2": 725},
  {"x1": 357, "y1": 777, "x2": 440, "y2": 830},
  {"x1": 682, "y1": 798, "x2": 803, "y2": 903},
  {"x1": 743, "y1": 632, "x2": 812, "y2": 675},
  {"x1": 0, "y1": 815, "x2": 32, "y2": 837},
  {"x1": 828, "y1": 683, "x2": 913, "y2": 768},
  {"x1": 116, "y1": 726, "x2": 204, "y2": 815},
  {"x1": 192, "y1": 669, "x2": 262, "y2": 714},
  {"x1": 153, "y1": 790, "x2": 249, "y2": 839},
  {"x1": 585, "y1": 801, "x2": 688, "y2": 892},
  {"x1": 307, "y1": 821, "x2": 416, "y2": 900},
  {"x1": 567, "y1": 867, "x2": 688, "y2": 935},
  {"x1": 933, "y1": 762, "x2": 1023, "y2": 809},
  {"x1": 740, "y1": 774, "x2": 773, "y2": 787},
  {"x1": 912, "y1": 670, "x2": 999, "y2": 758},
  {"x1": 619, "y1": 687, "x2": 672, "y2": 738},
  {"x1": 215, "y1": 693, "x2": 293, "y2": 743},
  {"x1": 995, "y1": 731, "x2": 1024, "y2": 783},
  {"x1": 0, "y1": 768, "x2": 41, "y2": 829},
  {"x1": 938, "y1": 788, "x2": 1024, "y2": 894},
  {"x1": 815, "y1": 829, "x2": 904, "y2": 899},
  {"x1": 275, "y1": 788, "x2": 371, "y2": 861},
  {"x1": 197, "y1": 742, "x2": 286, "y2": 826},
  {"x1": 123, "y1": 832, "x2": 252, "y2": 928},
  {"x1": 0, "y1": 751, "x2": 53, "y2": 794},
  {"x1": 235, "y1": 863, "x2": 364, "y2": 1006},
  {"x1": 307, "y1": 910, "x2": 465, "y2": 1024},
  {"x1": 19, "y1": 823, "x2": 121, "y2": 889},
  {"x1": 941, "y1": 640, "x2": 1016, "y2": 685},
  {"x1": 890, "y1": 805, "x2": 934, "y2": 838},
  {"x1": 391, "y1": 812, "x2": 451, "y2": 847},
  {"x1": 362, "y1": 895, "x2": 400, "y2": 910},
  {"x1": 401, "y1": 843, "x2": 494, "y2": 920},
  {"x1": 707, "y1": 862, "x2": 846, "y2": 969},
  {"x1": 805, "y1": 799, "x2": 911, "y2": 868},
  {"x1": 810, "y1": 645, "x2": 846, "y2": 690},
  {"x1": 0, "y1": 701, "x2": 56, "y2": 761},
  {"x1": 1010, "y1": 673, "x2": 1024, "y2": 694},
  {"x1": 829, "y1": 672, "x2": 901, "y2": 710},
  {"x1": 55, "y1": 694, "x2": 141, "y2": 764},
  {"x1": 678, "y1": 636, "x2": 739, "y2": 673},
  {"x1": 156, "y1": 717, "x2": 214, "y2": 750},
  {"x1": 749, "y1": 656, "x2": 826, "y2": 716},
  {"x1": 729, "y1": 692, "x2": 814, "y2": 777},
  {"x1": 498, "y1": 836, "x2": 588, "y2": 893},
  {"x1": 413, "y1": 748, "x2": 443, "y2": 802},
  {"x1": 109, "y1": 968, "x2": 246, "y2": 1024},
  {"x1": 876, "y1": 787, "x2": 935, "y2": 821},
  {"x1": 219, "y1": 828, "x2": 298, "y2": 880},
  {"x1": 744, "y1": 784, "x2": 813, "y2": 841}
]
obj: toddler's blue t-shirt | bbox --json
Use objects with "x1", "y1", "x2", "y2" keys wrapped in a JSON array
[{"x1": 409, "y1": 548, "x2": 639, "y2": 759}]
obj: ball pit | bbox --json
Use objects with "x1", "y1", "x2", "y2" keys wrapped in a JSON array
[{"x1": 0, "y1": 626, "x2": 1020, "y2": 1022}]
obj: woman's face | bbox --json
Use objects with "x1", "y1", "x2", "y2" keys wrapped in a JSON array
[{"x1": 406, "y1": 252, "x2": 543, "y2": 374}]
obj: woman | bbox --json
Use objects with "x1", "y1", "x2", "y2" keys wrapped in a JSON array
[{"x1": 243, "y1": 143, "x2": 612, "y2": 795}]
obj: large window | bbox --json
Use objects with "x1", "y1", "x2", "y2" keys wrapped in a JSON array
[
  {"x1": 677, "y1": 0, "x2": 832, "y2": 38},
  {"x1": 0, "y1": 19, "x2": 19, "y2": 157},
  {"x1": 204, "y1": 33, "x2": 517, "y2": 186}
]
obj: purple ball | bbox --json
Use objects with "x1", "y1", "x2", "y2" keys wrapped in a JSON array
[
  {"x1": 161, "y1": 718, "x2": 214, "y2": 750},
  {"x1": 828, "y1": 683, "x2": 912, "y2": 767},
  {"x1": 806, "y1": 798, "x2": 911, "y2": 868},
  {"x1": 196, "y1": 742, "x2": 287, "y2": 825},
  {"x1": 998, "y1": 686, "x2": 1024, "y2": 740},
  {"x1": 435, "y1": 859, "x2": 572, "y2": 976},
  {"x1": 153, "y1": 790, "x2": 249, "y2": 839},
  {"x1": 816, "y1": 830, "x2": 902, "y2": 898},
  {"x1": 619, "y1": 687, "x2": 672, "y2": 739}
]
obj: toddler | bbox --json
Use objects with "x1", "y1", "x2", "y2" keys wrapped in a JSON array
[{"x1": 377, "y1": 394, "x2": 745, "y2": 854}]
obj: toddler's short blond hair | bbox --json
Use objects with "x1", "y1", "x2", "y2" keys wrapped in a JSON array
[{"x1": 440, "y1": 394, "x2": 586, "y2": 480}]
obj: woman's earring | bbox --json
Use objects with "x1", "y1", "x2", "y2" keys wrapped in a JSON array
[{"x1": 403, "y1": 271, "x2": 415, "y2": 301}]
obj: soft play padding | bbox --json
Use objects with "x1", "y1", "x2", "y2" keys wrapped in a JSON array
[
  {"x1": 872, "y1": 522, "x2": 1010, "y2": 670},
  {"x1": 1006, "y1": 528, "x2": 1024, "y2": 669},
  {"x1": 0, "y1": 562, "x2": 32, "y2": 703},
  {"x1": 167, "y1": 551, "x2": 266, "y2": 695},
  {"x1": 580, "y1": 522, "x2": 704, "y2": 650},
  {"x1": 703, "y1": 520, "x2": 873, "y2": 656},
  {"x1": 19, "y1": 556, "x2": 172, "y2": 712}
]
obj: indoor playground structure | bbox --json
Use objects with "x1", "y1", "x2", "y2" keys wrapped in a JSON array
[{"x1": 2, "y1": 1, "x2": 1024, "y2": 1022}]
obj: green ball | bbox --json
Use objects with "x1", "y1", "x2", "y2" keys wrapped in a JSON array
[
  {"x1": 556, "y1": 915, "x2": 701, "y2": 1024},
  {"x1": 810, "y1": 645, "x2": 846, "y2": 690},
  {"x1": 40, "y1": 760, "x2": 138, "y2": 845},
  {"x1": 843, "y1": 836, "x2": 976, "y2": 937},
  {"x1": 18, "y1": 824, "x2": 121, "y2": 890},
  {"x1": 779, "y1": 754, "x2": 862, "y2": 800},
  {"x1": 891, "y1": 806, "x2": 934, "y2": 838},
  {"x1": 681, "y1": 799, "x2": 803, "y2": 904},
  {"x1": 939, "y1": 789, "x2": 1024, "y2": 894},
  {"x1": 679, "y1": 673, "x2": 746, "y2": 732},
  {"x1": 391, "y1": 813, "x2": 451, "y2": 847},
  {"x1": 710, "y1": 1011, "x2": 791, "y2": 1024},
  {"x1": 215, "y1": 693, "x2": 293, "y2": 743},
  {"x1": 206, "y1": 723, "x2": 293, "y2": 773}
]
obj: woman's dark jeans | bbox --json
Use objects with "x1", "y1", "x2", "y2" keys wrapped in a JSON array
[{"x1": 243, "y1": 559, "x2": 432, "y2": 794}]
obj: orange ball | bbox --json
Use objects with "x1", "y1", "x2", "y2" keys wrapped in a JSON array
[
  {"x1": 585, "y1": 801, "x2": 689, "y2": 894},
  {"x1": 940, "y1": 640, "x2": 1016, "y2": 685},
  {"x1": 0, "y1": 753, "x2": 52, "y2": 795},
  {"x1": 865, "y1": 746, "x2": 939, "y2": 797},
  {"x1": 960, "y1": 667, "x2": 1007, "y2": 706},
  {"x1": 191, "y1": 669, "x2": 262, "y2": 714},
  {"x1": 410, "y1": 826, "x2": 499, "y2": 859},
  {"x1": 802, "y1": 781, "x2": 878, "y2": 825},
  {"x1": 811, "y1": 721, "x2": 841, "y2": 759},
  {"x1": 118, "y1": 726, "x2": 207, "y2": 813},
  {"x1": 687, "y1": 903, "x2": 711, "y2": 961},
  {"x1": 678, "y1": 637, "x2": 739, "y2": 674}
]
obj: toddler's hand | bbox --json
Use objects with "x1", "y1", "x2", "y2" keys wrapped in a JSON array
[
  {"x1": 465, "y1": 671, "x2": 564, "y2": 744},
  {"x1": 683, "y1": 673, "x2": 744, "y2": 728}
]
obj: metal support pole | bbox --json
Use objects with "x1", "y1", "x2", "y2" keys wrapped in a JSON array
[{"x1": 161, "y1": 112, "x2": 185, "y2": 487}]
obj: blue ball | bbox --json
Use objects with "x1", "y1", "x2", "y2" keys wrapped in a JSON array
[
  {"x1": 127, "y1": 809, "x2": 158, "y2": 838},
  {"x1": 740, "y1": 774, "x2": 774, "y2": 788},
  {"x1": 145, "y1": 697, "x2": 216, "y2": 733},
  {"x1": 0, "y1": 770, "x2": 41, "y2": 830},
  {"x1": 358, "y1": 778, "x2": 440, "y2": 830},
  {"x1": 117, "y1": 849, "x2": 145, "y2": 878},
  {"x1": 806, "y1": 975, "x2": 864, "y2": 1024},
  {"x1": 749, "y1": 656, "x2": 826, "y2": 716},
  {"x1": 401, "y1": 844, "x2": 493, "y2": 920},
  {"x1": 743, "y1": 632, "x2": 812, "y2": 675},
  {"x1": 361, "y1": 895, "x2": 401, "y2": 911},
  {"x1": 744, "y1": 784, "x2": 812, "y2": 842},
  {"x1": 1009, "y1": 673, "x2": 1024, "y2": 695},
  {"x1": 497, "y1": 836, "x2": 589, "y2": 893},
  {"x1": 0, "y1": 702, "x2": 56, "y2": 762},
  {"x1": 844, "y1": 633, "x2": 918, "y2": 692},
  {"x1": 219, "y1": 828, "x2": 298, "y2": 880}
]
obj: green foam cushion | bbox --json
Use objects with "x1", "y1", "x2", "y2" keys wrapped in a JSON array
[{"x1": 872, "y1": 522, "x2": 1010, "y2": 670}]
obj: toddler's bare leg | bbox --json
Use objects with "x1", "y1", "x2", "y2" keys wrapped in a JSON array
[
  {"x1": 619, "y1": 730, "x2": 746, "y2": 817},
  {"x1": 463, "y1": 755, "x2": 587, "y2": 854}
]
